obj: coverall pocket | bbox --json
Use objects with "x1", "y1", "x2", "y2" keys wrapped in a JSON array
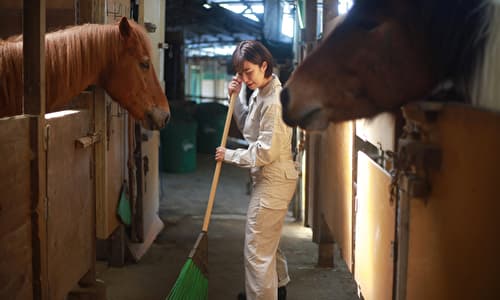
[{"x1": 284, "y1": 165, "x2": 299, "y2": 180}]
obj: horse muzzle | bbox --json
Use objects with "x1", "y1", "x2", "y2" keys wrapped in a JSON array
[
  {"x1": 142, "y1": 107, "x2": 170, "y2": 130},
  {"x1": 280, "y1": 87, "x2": 329, "y2": 131},
  {"x1": 280, "y1": 88, "x2": 297, "y2": 127}
]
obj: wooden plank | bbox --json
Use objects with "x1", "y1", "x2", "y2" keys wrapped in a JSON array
[
  {"x1": 99, "y1": 100, "x2": 125, "y2": 239},
  {"x1": 95, "y1": 89, "x2": 109, "y2": 239},
  {"x1": 77, "y1": 0, "x2": 105, "y2": 24},
  {"x1": 315, "y1": 129, "x2": 335, "y2": 267},
  {"x1": 0, "y1": 8, "x2": 76, "y2": 39},
  {"x1": 106, "y1": 0, "x2": 131, "y2": 23},
  {"x1": 106, "y1": 101, "x2": 126, "y2": 235},
  {"x1": 325, "y1": 122, "x2": 354, "y2": 271},
  {"x1": 0, "y1": 0, "x2": 75, "y2": 9},
  {"x1": 355, "y1": 151, "x2": 395, "y2": 300},
  {"x1": 109, "y1": 225, "x2": 126, "y2": 267},
  {"x1": 0, "y1": 116, "x2": 34, "y2": 300},
  {"x1": 308, "y1": 132, "x2": 322, "y2": 239},
  {"x1": 48, "y1": 0, "x2": 75, "y2": 8},
  {"x1": 46, "y1": 110, "x2": 94, "y2": 300},
  {"x1": 0, "y1": 0, "x2": 76, "y2": 38},
  {"x1": 405, "y1": 104, "x2": 500, "y2": 300}
]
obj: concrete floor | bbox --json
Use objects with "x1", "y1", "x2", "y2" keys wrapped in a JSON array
[{"x1": 97, "y1": 154, "x2": 360, "y2": 300}]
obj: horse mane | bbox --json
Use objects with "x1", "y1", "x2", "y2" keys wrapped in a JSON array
[
  {"x1": 419, "y1": 0, "x2": 489, "y2": 95},
  {"x1": 0, "y1": 19, "x2": 152, "y2": 116},
  {"x1": 348, "y1": 0, "x2": 488, "y2": 86}
]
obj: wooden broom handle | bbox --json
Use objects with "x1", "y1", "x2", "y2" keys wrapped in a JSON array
[{"x1": 202, "y1": 92, "x2": 238, "y2": 232}]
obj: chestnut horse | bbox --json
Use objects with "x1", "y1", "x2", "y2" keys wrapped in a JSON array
[
  {"x1": 0, "y1": 17, "x2": 170, "y2": 130},
  {"x1": 281, "y1": 0, "x2": 498, "y2": 130}
]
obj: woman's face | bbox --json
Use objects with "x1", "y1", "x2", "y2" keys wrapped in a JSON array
[{"x1": 239, "y1": 60, "x2": 269, "y2": 90}]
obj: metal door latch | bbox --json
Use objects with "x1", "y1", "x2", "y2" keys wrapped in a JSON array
[{"x1": 75, "y1": 132, "x2": 101, "y2": 148}]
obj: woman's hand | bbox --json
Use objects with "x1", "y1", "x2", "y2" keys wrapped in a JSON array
[
  {"x1": 215, "y1": 147, "x2": 226, "y2": 162},
  {"x1": 228, "y1": 75, "x2": 242, "y2": 98}
]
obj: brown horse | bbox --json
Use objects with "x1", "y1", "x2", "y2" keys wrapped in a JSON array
[
  {"x1": 281, "y1": 0, "x2": 498, "y2": 130},
  {"x1": 0, "y1": 17, "x2": 170, "y2": 130}
]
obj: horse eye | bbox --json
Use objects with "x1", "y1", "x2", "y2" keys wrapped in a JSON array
[
  {"x1": 140, "y1": 62, "x2": 150, "y2": 70},
  {"x1": 358, "y1": 19, "x2": 380, "y2": 31}
]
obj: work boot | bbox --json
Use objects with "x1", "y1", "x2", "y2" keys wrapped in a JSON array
[
  {"x1": 237, "y1": 286, "x2": 287, "y2": 300},
  {"x1": 237, "y1": 292, "x2": 246, "y2": 300},
  {"x1": 278, "y1": 286, "x2": 287, "y2": 300}
]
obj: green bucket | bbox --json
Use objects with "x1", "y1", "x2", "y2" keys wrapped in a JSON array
[
  {"x1": 195, "y1": 102, "x2": 228, "y2": 154},
  {"x1": 159, "y1": 118, "x2": 197, "y2": 173}
]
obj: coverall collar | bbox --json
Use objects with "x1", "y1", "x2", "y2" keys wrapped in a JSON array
[{"x1": 257, "y1": 74, "x2": 281, "y2": 98}]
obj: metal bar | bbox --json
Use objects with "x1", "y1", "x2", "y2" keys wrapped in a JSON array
[{"x1": 394, "y1": 176, "x2": 410, "y2": 300}]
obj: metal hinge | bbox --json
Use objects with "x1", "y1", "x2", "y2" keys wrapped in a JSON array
[
  {"x1": 43, "y1": 124, "x2": 50, "y2": 151},
  {"x1": 390, "y1": 132, "x2": 442, "y2": 201}
]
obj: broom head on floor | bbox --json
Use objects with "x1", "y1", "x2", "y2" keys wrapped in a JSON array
[{"x1": 166, "y1": 232, "x2": 208, "y2": 300}]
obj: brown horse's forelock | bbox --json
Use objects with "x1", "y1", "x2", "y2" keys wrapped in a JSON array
[{"x1": 0, "y1": 21, "x2": 152, "y2": 116}]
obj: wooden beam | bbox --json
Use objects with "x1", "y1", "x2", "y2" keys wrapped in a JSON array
[
  {"x1": 23, "y1": 0, "x2": 46, "y2": 116},
  {"x1": 304, "y1": 0, "x2": 317, "y2": 44},
  {"x1": 23, "y1": 1, "x2": 48, "y2": 299}
]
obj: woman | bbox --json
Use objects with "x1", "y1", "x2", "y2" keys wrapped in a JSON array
[{"x1": 215, "y1": 40, "x2": 298, "y2": 300}]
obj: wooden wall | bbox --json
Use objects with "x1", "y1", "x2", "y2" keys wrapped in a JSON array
[
  {"x1": 355, "y1": 152, "x2": 395, "y2": 300},
  {"x1": 0, "y1": 116, "x2": 34, "y2": 299},
  {"x1": 405, "y1": 105, "x2": 500, "y2": 300},
  {"x1": 46, "y1": 110, "x2": 94, "y2": 299},
  {"x1": 0, "y1": 0, "x2": 76, "y2": 38}
]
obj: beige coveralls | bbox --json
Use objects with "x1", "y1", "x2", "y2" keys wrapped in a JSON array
[{"x1": 224, "y1": 75, "x2": 298, "y2": 300}]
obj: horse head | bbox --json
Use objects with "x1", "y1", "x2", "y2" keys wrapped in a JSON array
[
  {"x1": 103, "y1": 17, "x2": 170, "y2": 130},
  {"x1": 281, "y1": 0, "x2": 485, "y2": 130}
]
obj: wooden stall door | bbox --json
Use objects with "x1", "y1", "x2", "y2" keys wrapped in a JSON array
[
  {"x1": 46, "y1": 110, "x2": 94, "y2": 300},
  {"x1": 405, "y1": 105, "x2": 500, "y2": 300},
  {"x1": 0, "y1": 116, "x2": 34, "y2": 299},
  {"x1": 355, "y1": 152, "x2": 395, "y2": 300}
]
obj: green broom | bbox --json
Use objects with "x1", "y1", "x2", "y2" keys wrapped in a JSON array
[{"x1": 167, "y1": 92, "x2": 237, "y2": 300}]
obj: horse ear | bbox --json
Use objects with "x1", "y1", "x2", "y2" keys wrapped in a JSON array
[{"x1": 119, "y1": 17, "x2": 131, "y2": 38}]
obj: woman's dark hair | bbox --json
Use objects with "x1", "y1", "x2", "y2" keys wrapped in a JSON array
[{"x1": 232, "y1": 40, "x2": 274, "y2": 78}]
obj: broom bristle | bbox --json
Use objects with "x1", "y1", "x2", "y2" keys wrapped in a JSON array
[{"x1": 167, "y1": 258, "x2": 208, "y2": 300}]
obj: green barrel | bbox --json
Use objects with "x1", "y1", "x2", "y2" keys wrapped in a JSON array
[
  {"x1": 160, "y1": 105, "x2": 198, "y2": 173},
  {"x1": 195, "y1": 102, "x2": 228, "y2": 154}
]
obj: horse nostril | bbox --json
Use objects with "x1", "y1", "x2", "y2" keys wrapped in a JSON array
[{"x1": 280, "y1": 88, "x2": 290, "y2": 109}]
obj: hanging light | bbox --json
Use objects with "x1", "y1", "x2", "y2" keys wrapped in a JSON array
[{"x1": 203, "y1": 1, "x2": 212, "y2": 10}]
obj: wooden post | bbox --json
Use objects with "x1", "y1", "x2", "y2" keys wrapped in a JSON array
[
  {"x1": 23, "y1": 1, "x2": 48, "y2": 299},
  {"x1": 303, "y1": 0, "x2": 317, "y2": 54},
  {"x1": 24, "y1": 0, "x2": 46, "y2": 116},
  {"x1": 109, "y1": 224, "x2": 126, "y2": 267}
]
